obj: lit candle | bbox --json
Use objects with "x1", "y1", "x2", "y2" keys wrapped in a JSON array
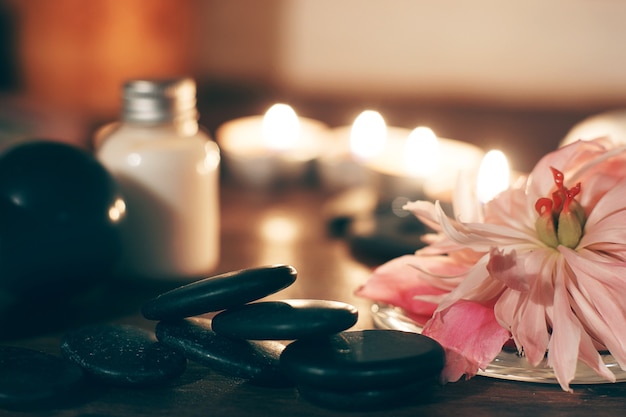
[
  {"x1": 454, "y1": 149, "x2": 510, "y2": 222},
  {"x1": 262, "y1": 104, "x2": 301, "y2": 151},
  {"x1": 476, "y1": 149, "x2": 510, "y2": 204},
  {"x1": 350, "y1": 110, "x2": 387, "y2": 160},
  {"x1": 404, "y1": 126, "x2": 439, "y2": 179},
  {"x1": 420, "y1": 136, "x2": 485, "y2": 202},
  {"x1": 560, "y1": 109, "x2": 626, "y2": 147},
  {"x1": 316, "y1": 110, "x2": 387, "y2": 192},
  {"x1": 216, "y1": 103, "x2": 328, "y2": 187},
  {"x1": 363, "y1": 124, "x2": 483, "y2": 202}
]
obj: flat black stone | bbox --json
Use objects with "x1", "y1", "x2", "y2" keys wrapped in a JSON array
[
  {"x1": 155, "y1": 318, "x2": 288, "y2": 386},
  {"x1": 280, "y1": 330, "x2": 444, "y2": 391},
  {"x1": 211, "y1": 299, "x2": 358, "y2": 340},
  {"x1": 0, "y1": 345, "x2": 84, "y2": 408},
  {"x1": 60, "y1": 324, "x2": 187, "y2": 387},
  {"x1": 297, "y1": 380, "x2": 429, "y2": 411},
  {"x1": 141, "y1": 265, "x2": 297, "y2": 320}
]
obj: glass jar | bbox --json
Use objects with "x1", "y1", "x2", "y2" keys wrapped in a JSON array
[{"x1": 95, "y1": 78, "x2": 220, "y2": 281}]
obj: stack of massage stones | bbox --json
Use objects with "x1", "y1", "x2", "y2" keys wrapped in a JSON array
[{"x1": 11, "y1": 265, "x2": 445, "y2": 411}]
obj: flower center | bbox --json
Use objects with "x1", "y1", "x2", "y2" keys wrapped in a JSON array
[{"x1": 534, "y1": 167, "x2": 585, "y2": 248}]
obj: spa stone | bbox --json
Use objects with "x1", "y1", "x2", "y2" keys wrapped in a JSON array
[
  {"x1": 155, "y1": 318, "x2": 288, "y2": 386},
  {"x1": 211, "y1": 299, "x2": 358, "y2": 340},
  {"x1": 60, "y1": 324, "x2": 186, "y2": 387},
  {"x1": 0, "y1": 345, "x2": 84, "y2": 408},
  {"x1": 296, "y1": 380, "x2": 428, "y2": 411},
  {"x1": 280, "y1": 330, "x2": 444, "y2": 391},
  {"x1": 142, "y1": 265, "x2": 297, "y2": 320}
]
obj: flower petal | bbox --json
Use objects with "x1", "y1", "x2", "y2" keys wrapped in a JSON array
[
  {"x1": 559, "y1": 247, "x2": 626, "y2": 370},
  {"x1": 493, "y1": 249, "x2": 557, "y2": 366},
  {"x1": 527, "y1": 139, "x2": 613, "y2": 201},
  {"x1": 484, "y1": 186, "x2": 536, "y2": 232},
  {"x1": 580, "y1": 211, "x2": 626, "y2": 249},
  {"x1": 493, "y1": 288, "x2": 521, "y2": 334},
  {"x1": 487, "y1": 248, "x2": 529, "y2": 292},
  {"x1": 546, "y1": 257, "x2": 581, "y2": 392},
  {"x1": 435, "y1": 203, "x2": 540, "y2": 252},
  {"x1": 436, "y1": 255, "x2": 506, "y2": 312},
  {"x1": 403, "y1": 200, "x2": 444, "y2": 231},
  {"x1": 423, "y1": 300, "x2": 510, "y2": 382},
  {"x1": 355, "y1": 255, "x2": 465, "y2": 325},
  {"x1": 578, "y1": 330, "x2": 616, "y2": 384},
  {"x1": 583, "y1": 177, "x2": 626, "y2": 227}
]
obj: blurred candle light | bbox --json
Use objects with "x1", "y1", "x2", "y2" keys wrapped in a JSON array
[
  {"x1": 404, "y1": 126, "x2": 439, "y2": 178},
  {"x1": 216, "y1": 103, "x2": 327, "y2": 187},
  {"x1": 316, "y1": 110, "x2": 386, "y2": 192},
  {"x1": 350, "y1": 110, "x2": 387, "y2": 160},
  {"x1": 362, "y1": 123, "x2": 483, "y2": 202},
  {"x1": 476, "y1": 150, "x2": 510, "y2": 203},
  {"x1": 257, "y1": 212, "x2": 299, "y2": 265},
  {"x1": 262, "y1": 103, "x2": 301, "y2": 151},
  {"x1": 260, "y1": 214, "x2": 299, "y2": 243}
]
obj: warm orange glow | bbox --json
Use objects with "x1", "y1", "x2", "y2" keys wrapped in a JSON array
[{"x1": 13, "y1": 0, "x2": 195, "y2": 117}]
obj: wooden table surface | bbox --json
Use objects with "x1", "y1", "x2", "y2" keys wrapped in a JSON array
[{"x1": 4, "y1": 178, "x2": 626, "y2": 417}]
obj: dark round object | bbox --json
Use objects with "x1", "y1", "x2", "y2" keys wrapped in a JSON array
[
  {"x1": 280, "y1": 330, "x2": 445, "y2": 391},
  {"x1": 141, "y1": 265, "x2": 297, "y2": 320},
  {"x1": 0, "y1": 345, "x2": 84, "y2": 407},
  {"x1": 60, "y1": 324, "x2": 187, "y2": 387},
  {"x1": 297, "y1": 380, "x2": 426, "y2": 411},
  {"x1": 0, "y1": 140, "x2": 125, "y2": 299},
  {"x1": 156, "y1": 318, "x2": 288, "y2": 386},
  {"x1": 211, "y1": 299, "x2": 358, "y2": 340}
]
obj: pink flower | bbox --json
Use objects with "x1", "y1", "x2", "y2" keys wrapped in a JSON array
[{"x1": 356, "y1": 138, "x2": 626, "y2": 391}]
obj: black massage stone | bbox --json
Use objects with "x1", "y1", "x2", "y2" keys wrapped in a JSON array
[
  {"x1": 0, "y1": 345, "x2": 84, "y2": 408},
  {"x1": 280, "y1": 329, "x2": 444, "y2": 391},
  {"x1": 141, "y1": 265, "x2": 297, "y2": 320},
  {"x1": 211, "y1": 299, "x2": 358, "y2": 340},
  {"x1": 60, "y1": 324, "x2": 186, "y2": 387},
  {"x1": 155, "y1": 318, "x2": 288, "y2": 386},
  {"x1": 296, "y1": 380, "x2": 428, "y2": 411}
]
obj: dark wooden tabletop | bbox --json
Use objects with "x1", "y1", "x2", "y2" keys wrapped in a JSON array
[{"x1": 4, "y1": 179, "x2": 626, "y2": 417}]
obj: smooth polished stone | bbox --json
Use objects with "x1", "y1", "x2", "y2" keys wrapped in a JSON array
[
  {"x1": 211, "y1": 299, "x2": 358, "y2": 340},
  {"x1": 297, "y1": 380, "x2": 428, "y2": 411},
  {"x1": 0, "y1": 345, "x2": 84, "y2": 407},
  {"x1": 280, "y1": 330, "x2": 444, "y2": 391},
  {"x1": 0, "y1": 140, "x2": 124, "y2": 300},
  {"x1": 155, "y1": 318, "x2": 288, "y2": 386},
  {"x1": 347, "y1": 208, "x2": 428, "y2": 265},
  {"x1": 141, "y1": 265, "x2": 297, "y2": 320},
  {"x1": 60, "y1": 324, "x2": 186, "y2": 387}
]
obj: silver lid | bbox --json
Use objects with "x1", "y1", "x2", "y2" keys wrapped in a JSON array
[{"x1": 122, "y1": 78, "x2": 198, "y2": 123}]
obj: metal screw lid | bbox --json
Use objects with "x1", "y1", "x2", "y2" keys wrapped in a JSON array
[{"x1": 122, "y1": 78, "x2": 198, "y2": 124}]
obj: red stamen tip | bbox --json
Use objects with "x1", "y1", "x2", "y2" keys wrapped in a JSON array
[
  {"x1": 550, "y1": 167, "x2": 565, "y2": 188},
  {"x1": 535, "y1": 197, "x2": 553, "y2": 216},
  {"x1": 563, "y1": 182, "x2": 581, "y2": 212}
]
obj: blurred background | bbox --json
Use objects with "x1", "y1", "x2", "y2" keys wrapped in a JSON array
[{"x1": 2, "y1": 0, "x2": 626, "y2": 171}]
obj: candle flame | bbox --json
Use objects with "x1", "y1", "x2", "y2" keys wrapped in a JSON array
[
  {"x1": 476, "y1": 150, "x2": 510, "y2": 203},
  {"x1": 349, "y1": 110, "x2": 387, "y2": 160},
  {"x1": 404, "y1": 127, "x2": 439, "y2": 178},
  {"x1": 262, "y1": 103, "x2": 300, "y2": 151}
]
